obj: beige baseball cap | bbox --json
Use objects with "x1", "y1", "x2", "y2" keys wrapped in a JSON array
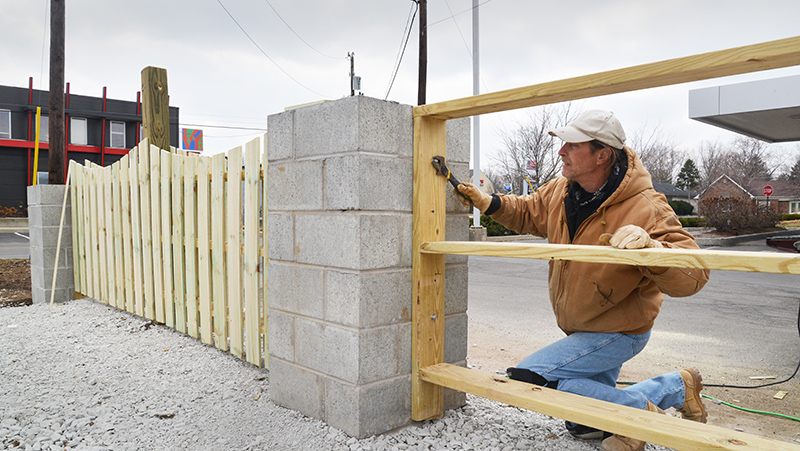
[{"x1": 549, "y1": 109, "x2": 626, "y2": 149}]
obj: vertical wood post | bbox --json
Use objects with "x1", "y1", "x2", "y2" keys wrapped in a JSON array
[
  {"x1": 48, "y1": 0, "x2": 66, "y2": 184},
  {"x1": 141, "y1": 66, "x2": 171, "y2": 152},
  {"x1": 411, "y1": 115, "x2": 447, "y2": 421}
]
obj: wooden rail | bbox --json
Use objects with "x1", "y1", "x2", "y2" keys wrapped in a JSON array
[
  {"x1": 411, "y1": 34, "x2": 800, "y2": 450},
  {"x1": 420, "y1": 241, "x2": 800, "y2": 275},
  {"x1": 421, "y1": 363, "x2": 800, "y2": 451},
  {"x1": 413, "y1": 35, "x2": 800, "y2": 119}
]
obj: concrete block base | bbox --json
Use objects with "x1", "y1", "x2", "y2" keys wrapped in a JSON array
[{"x1": 27, "y1": 185, "x2": 73, "y2": 304}]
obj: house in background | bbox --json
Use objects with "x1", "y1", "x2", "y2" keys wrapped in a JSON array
[
  {"x1": 696, "y1": 174, "x2": 800, "y2": 215},
  {"x1": 652, "y1": 181, "x2": 697, "y2": 210},
  {"x1": 0, "y1": 78, "x2": 179, "y2": 210}
]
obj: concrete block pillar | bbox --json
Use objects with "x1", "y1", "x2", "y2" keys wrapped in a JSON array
[
  {"x1": 27, "y1": 185, "x2": 74, "y2": 304},
  {"x1": 267, "y1": 96, "x2": 470, "y2": 438}
]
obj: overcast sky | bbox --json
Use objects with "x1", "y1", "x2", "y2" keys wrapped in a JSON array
[{"x1": 2, "y1": 0, "x2": 800, "y2": 169}]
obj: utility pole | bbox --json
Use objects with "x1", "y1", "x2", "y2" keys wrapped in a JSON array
[
  {"x1": 48, "y1": 0, "x2": 66, "y2": 184},
  {"x1": 471, "y1": 0, "x2": 480, "y2": 227},
  {"x1": 348, "y1": 52, "x2": 355, "y2": 96},
  {"x1": 417, "y1": 0, "x2": 427, "y2": 105}
]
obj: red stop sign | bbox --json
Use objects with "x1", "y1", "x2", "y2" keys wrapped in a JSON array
[{"x1": 763, "y1": 185, "x2": 773, "y2": 196}]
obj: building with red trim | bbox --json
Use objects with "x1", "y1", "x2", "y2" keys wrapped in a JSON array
[{"x1": 0, "y1": 78, "x2": 179, "y2": 210}]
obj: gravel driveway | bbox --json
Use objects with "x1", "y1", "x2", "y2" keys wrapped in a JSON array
[{"x1": 0, "y1": 298, "x2": 677, "y2": 451}]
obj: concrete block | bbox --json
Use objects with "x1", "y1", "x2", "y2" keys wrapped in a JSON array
[
  {"x1": 267, "y1": 109, "x2": 294, "y2": 161},
  {"x1": 444, "y1": 312, "x2": 469, "y2": 364},
  {"x1": 31, "y1": 286, "x2": 73, "y2": 304},
  {"x1": 325, "y1": 268, "x2": 412, "y2": 328},
  {"x1": 267, "y1": 262, "x2": 323, "y2": 318},
  {"x1": 444, "y1": 263, "x2": 468, "y2": 316},
  {"x1": 30, "y1": 246, "x2": 72, "y2": 270},
  {"x1": 267, "y1": 160, "x2": 323, "y2": 211},
  {"x1": 445, "y1": 215, "x2": 469, "y2": 264},
  {"x1": 269, "y1": 358, "x2": 324, "y2": 420},
  {"x1": 27, "y1": 184, "x2": 71, "y2": 206},
  {"x1": 469, "y1": 226, "x2": 487, "y2": 241},
  {"x1": 31, "y1": 265, "x2": 74, "y2": 291},
  {"x1": 295, "y1": 318, "x2": 359, "y2": 383},
  {"x1": 358, "y1": 215, "x2": 405, "y2": 270},
  {"x1": 444, "y1": 161, "x2": 471, "y2": 214},
  {"x1": 358, "y1": 323, "x2": 411, "y2": 384},
  {"x1": 295, "y1": 213, "x2": 360, "y2": 268},
  {"x1": 295, "y1": 214, "x2": 406, "y2": 270},
  {"x1": 268, "y1": 310, "x2": 295, "y2": 362},
  {"x1": 28, "y1": 205, "x2": 71, "y2": 228},
  {"x1": 356, "y1": 97, "x2": 413, "y2": 156},
  {"x1": 295, "y1": 98, "x2": 359, "y2": 158},
  {"x1": 325, "y1": 376, "x2": 411, "y2": 438},
  {"x1": 446, "y1": 117, "x2": 471, "y2": 163},
  {"x1": 267, "y1": 213, "x2": 294, "y2": 261},
  {"x1": 29, "y1": 225, "x2": 72, "y2": 246},
  {"x1": 324, "y1": 154, "x2": 413, "y2": 212}
]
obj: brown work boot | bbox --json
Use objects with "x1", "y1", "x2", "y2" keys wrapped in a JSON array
[
  {"x1": 601, "y1": 401, "x2": 663, "y2": 451},
  {"x1": 678, "y1": 367, "x2": 707, "y2": 423}
]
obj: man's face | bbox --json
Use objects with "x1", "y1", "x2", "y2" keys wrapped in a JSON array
[{"x1": 558, "y1": 141, "x2": 601, "y2": 184}]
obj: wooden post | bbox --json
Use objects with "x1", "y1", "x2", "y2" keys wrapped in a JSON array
[
  {"x1": 48, "y1": 0, "x2": 65, "y2": 184},
  {"x1": 411, "y1": 115, "x2": 447, "y2": 421},
  {"x1": 141, "y1": 67, "x2": 171, "y2": 152}
]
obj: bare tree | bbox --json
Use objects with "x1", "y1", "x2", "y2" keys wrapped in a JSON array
[
  {"x1": 697, "y1": 139, "x2": 729, "y2": 190},
  {"x1": 492, "y1": 104, "x2": 578, "y2": 194},
  {"x1": 628, "y1": 122, "x2": 678, "y2": 183},
  {"x1": 697, "y1": 136, "x2": 778, "y2": 189}
]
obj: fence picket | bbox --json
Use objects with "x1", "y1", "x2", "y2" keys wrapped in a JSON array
[
  {"x1": 89, "y1": 162, "x2": 102, "y2": 301},
  {"x1": 129, "y1": 148, "x2": 145, "y2": 316},
  {"x1": 197, "y1": 156, "x2": 213, "y2": 345},
  {"x1": 184, "y1": 156, "x2": 199, "y2": 338},
  {"x1": 71, "y1": 162, "x2": 85, "y2": 295},
  {"x1": 95, "y1": 163, "x2": 108, "y2": 303},
  {"x1": 243, "y1": 139, "x2": 261, "y2": 366},
  {"x1": 172, "y1": 152, "x2": 187, "y2": 333},
  {"x1": 261, "y1": 134, "x2": 269, "y2": 369},
  {"x1": 67, "y1": 161, "x2": 80, "y2": 295},
  {"x1": 81, "y1": 162, "x2": 91, "y2": 297},
  {"x1": 119, "y1": 155, "x2": 134, "y2": 313},
  {"x1": 161, "y1": 150, "x2": 175, "y2": 328},
  {"x1": 103, "y1": 167, "x2": 115, "y2": 306},
  {"x1": 211, "y1": 153, "x2": 228, "y2": 351},
  {"x1": 139, "y1": 142, "x2": 155, "y2": 320},
  {"x1": 111, "y1": 162, "x2": 125, "y2": 310},
  {"x1": 227, "y1": 146, "x2": 244, "y2": 358},
  {"x1": 149, "y1": 144, "x2": 165, "y2": 323}
]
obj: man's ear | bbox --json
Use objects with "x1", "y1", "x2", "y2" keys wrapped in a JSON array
[{"x1": 596, "y1": 147, "x2": 611, "y2": 165}]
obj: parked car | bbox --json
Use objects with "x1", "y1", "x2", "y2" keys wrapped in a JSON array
[{"x1": 765, "y1": 235, "x2": 800, "y2": 253}]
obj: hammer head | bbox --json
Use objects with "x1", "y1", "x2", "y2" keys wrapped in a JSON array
[{"x1": 431, "y1": 155, "x2": 447, "y2": 175}]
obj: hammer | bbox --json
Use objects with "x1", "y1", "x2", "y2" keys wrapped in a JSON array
[{"x1": 431, "y1": 155, "x2": 472, "y2": 206}]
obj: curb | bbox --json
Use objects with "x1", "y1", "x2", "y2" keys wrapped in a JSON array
[
  {"x1": 694, "y1": 228, "x2": 799, "y2": 247},
  {"x1": 0, "y1": 217, "x2": 29, "y2": 234}
]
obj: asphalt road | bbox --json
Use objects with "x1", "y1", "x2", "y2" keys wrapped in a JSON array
[
  {"x1": 467, "y1": 237, "x2": 800, "y2": 384},
  {"x1": 0, "y1": 232, "x2": 30, "y2": 259}
]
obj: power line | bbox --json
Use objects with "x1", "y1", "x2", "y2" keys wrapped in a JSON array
[
  {"x1": 215, "y1": 0, "x2": 333, "y2": 98},
  {"x1": 427, "y1": 0, "x2": 494, "y2": 28},
  {"x1": 262, "y1": 0, "x2": 341, "y2": 60},
  {"x1": 181, "y1": 123, "x2": 267, "y2": 131},
  {"x1": 384, "y1": 1, "x2": 419, "y2": 100}
]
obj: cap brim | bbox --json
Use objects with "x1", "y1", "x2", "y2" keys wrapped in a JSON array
[{"x1": 548, "y1": 126, "x2": 594, "y2": 143}]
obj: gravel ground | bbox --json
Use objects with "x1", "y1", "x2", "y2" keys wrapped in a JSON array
[{"x1": 0, "y1": 298, "x2": 674, "y2": 451}]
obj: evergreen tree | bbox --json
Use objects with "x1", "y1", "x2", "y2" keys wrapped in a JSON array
[
  {"x1": 789, "y1": 156, "x2": 800, "y2": 185},
  {"x1": 676, "y1": 159, "x2": 700, "y2": 191}
]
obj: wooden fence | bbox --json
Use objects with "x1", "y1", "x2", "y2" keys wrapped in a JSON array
[
  {"x1": 412, "y1": 35, "x2": 800, "y2": 450},
  {"x1": 69, "y1": 136, "x2": 269, "y2": 368}
]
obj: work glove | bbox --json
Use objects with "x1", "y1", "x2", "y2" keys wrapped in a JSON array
[
  {"x1": 456, "y1": 182, "x2": 492, "y2": 212},
  {"x1": 601, "y1": 224, "x2": 663, "y2": 249}
]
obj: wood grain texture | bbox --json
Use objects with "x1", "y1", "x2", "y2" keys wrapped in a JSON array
[
  {"x1": 227, "y1": 146, "x2": 244, "y2": 358},
  {"x1": 211, "y1": 153, "x2": 228, "y2": 351},
  {"x1": 411, "y1": 116, "x2": 448, "y2": 421},
  {"x1": 243, "y1": 139, "x2": 261, "y2": 366},
  {"x1": 414, "y1": 35, "x2": 800, "y2": 119},
  {"x1": 420, "y1": 241, "x2": 800, "y2": 275},
  {"x1": 140, "y1": 67, "x2": 170, "y2": 151},
  {"x1": 421, "y1": 363, "x2": 800, "y2": 451},
  {"x1": 196, "y1": 155, "x2": 213, "y2": 345}
]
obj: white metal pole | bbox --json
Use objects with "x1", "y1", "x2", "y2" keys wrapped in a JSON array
[{"x1": 471, "y1": 0, "x2": 480, "y2": 227}]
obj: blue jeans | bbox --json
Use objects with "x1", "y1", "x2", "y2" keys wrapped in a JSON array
[{"x1": 517, "y1": 331, "x2": 686, "y2": 411}]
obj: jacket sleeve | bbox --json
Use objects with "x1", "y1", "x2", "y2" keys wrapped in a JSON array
[
  {"x1": 488, "y1": 179, "x2": 562, "y2": 238},
  {"x1": 639, "y1": 206, "x2": 710, "y2": 298}
]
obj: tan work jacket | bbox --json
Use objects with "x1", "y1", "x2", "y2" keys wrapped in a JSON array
[{"x1": 490, "y1": 147, "x2": 709, "y2": 335}]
